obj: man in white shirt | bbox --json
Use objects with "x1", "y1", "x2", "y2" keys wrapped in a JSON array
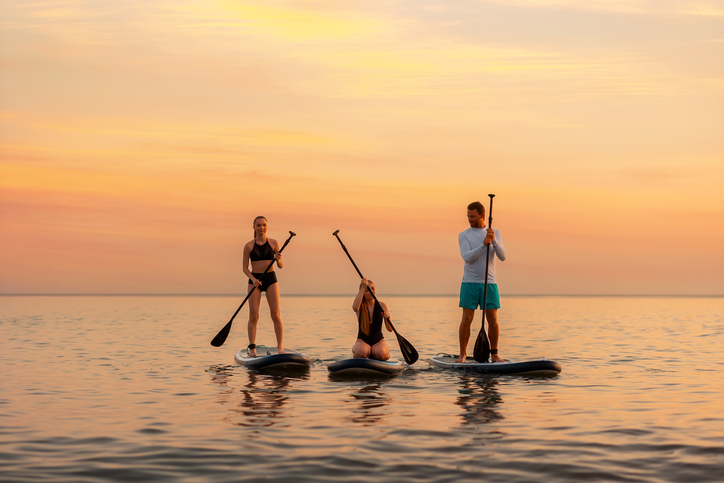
[{"x1": 457, "y1": 201, "x2": 507, "y2": 363}]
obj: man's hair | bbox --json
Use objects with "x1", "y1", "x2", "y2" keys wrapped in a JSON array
[{"x1": 467, "y1": 201, "x2": 484, "y2": 215}]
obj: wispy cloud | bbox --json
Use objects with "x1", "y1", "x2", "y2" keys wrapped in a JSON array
[{"x1": 478, "y1": 0, "x2": 724, "y2": 16}]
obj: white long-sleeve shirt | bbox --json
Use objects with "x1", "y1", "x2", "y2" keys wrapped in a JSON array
[{"x1": 458, "y1": 227, "x2": 506, "y2": 284}]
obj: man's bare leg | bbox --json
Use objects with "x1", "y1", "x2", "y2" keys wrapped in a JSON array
[
  {"x1": 486, "y1": 308, "x2": 504, "y2": 362},
  {"x1": 456, "y1": 308, "x2": 476, "y2": 362}
]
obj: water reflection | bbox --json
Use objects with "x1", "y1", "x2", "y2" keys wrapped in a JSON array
[
  {"x1": 207, "y1": 365, "x2": 235, "y2": 396},
  {"x1": 208, "y1": 365, "x2": 308, "y2": 429},
  {"x1": 455, "y1": 375, "x2": 504, "y2": 426},
  {"x1": 345, "y1": 382, "x2": 390, "y2": 426}
]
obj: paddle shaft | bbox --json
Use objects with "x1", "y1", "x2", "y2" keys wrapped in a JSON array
[
  {"x1": 333, "y1": 232, "x2": 386, "y2": 312},
  {"x1": 210, "y1": 231, "x2": 296, "y2": 347},
  {"x1": 473, "y1": 194, "x2": 495, "y2": 362},
  {"x1": 481, "y1": 198, "x2": 494, "y2": 324}
]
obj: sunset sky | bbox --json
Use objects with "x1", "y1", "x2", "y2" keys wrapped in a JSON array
[{"x1": 1, "y1": 0, "x2": 722, "y2": 295}]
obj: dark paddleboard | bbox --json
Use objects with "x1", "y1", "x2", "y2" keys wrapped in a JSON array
[
  {"x1": 327, "y1": 358, "x2": 405, "y2": 376},
  {"x1": 234, "y1": 346, "x2": 311, "y2": 370},
  {"x1": 430, "y1": 354, "x2": 561, "y2": 376}
]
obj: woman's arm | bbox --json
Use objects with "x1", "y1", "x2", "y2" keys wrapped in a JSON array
[
  {"x1": 352, "y1": 278, "x2": 368, "y2": 312},
  {"x1": 242, "y1": 242, "x2": 255, "y2": 283},
  {"x1": 270, "y1": 238, "x2": 284, "y2": 268},
  {"x1": 380, "y1": 301, "x2": 393, "y2": 332}
]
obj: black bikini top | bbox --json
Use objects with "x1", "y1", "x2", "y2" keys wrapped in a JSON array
[{"x1": 250, "y1": 240, "x2": 275, "y2": 261}]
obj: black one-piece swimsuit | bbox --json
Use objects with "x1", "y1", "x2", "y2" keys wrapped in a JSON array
[{"x1": 357, "y1": 301, "x2": 384, "y2": 346}]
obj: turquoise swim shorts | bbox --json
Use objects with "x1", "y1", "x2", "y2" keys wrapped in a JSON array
[{"x1": 459, "y1": 283, "x2": 501, "y2": 310}]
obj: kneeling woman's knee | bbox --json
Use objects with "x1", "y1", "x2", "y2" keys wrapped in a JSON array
[
  {"x1": 353, "y1": 341, "x2": 371, "y2": 358},
  {"x1": 371, "y1": 343, "x2": 390, "y2": 361}
]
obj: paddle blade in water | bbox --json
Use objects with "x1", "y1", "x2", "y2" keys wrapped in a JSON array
[
  {"x1": 210, "y1": 320, "x2": 232, "y2": 347},
  {"x1": 472, "y1": 328, "x2": 490, "y2": 363}
]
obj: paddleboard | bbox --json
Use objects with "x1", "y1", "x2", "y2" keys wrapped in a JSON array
[
  {"x1": 234, "y1": 346, "x2": 311, "y2": 370},
  {"x1": 430, "y1": 354, "x2": 561, "y2": 376},
  {"x1": 327, "y1": 358, "x2": 405, "y2": 376}
]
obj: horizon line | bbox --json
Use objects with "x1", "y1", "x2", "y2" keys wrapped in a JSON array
[{"x1": 1, "y1": 293, "x2": 722, "y2": 298}]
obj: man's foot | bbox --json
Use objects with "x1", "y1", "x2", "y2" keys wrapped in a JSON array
[
  {"x1": 491, "y1": 353, "x2": 505, "y2": 363},
  {"x1": 249, "y1": 349, "x2": 257, "y2": 357},
  {"x1": 455, "y1": 354, "x2": 467, "y2": 363}
]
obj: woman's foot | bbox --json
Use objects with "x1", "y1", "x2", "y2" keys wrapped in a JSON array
[
  {"x1": 491, "y1": 353, "x2": 505, "y2": 363},
  {"x1": 455, "y1": 354, "x2": 467, "y2": 363}
]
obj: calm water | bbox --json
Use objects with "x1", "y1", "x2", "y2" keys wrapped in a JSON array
[{"x1": 1, "y1": 295, "x2": 722, "y2": 482}]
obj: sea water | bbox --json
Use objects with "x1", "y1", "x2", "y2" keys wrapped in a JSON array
[{"x1": 1, "y1": 295, "x2": 722, "y2": 482}]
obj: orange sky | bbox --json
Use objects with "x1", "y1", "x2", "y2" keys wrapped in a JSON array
[{"x1": 1, "y1": 0, "x2": 723, "y2": 294}]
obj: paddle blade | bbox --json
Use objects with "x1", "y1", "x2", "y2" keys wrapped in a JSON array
[
  {"x1": 472, "y1": 328, "x2": 490, "y2": 363},
  {"x1": 395, "y1": 332, "x2": 419, "y2": 365},
  {"x1": 210, "y1": 320, "x2": 232, "y2": 347}
]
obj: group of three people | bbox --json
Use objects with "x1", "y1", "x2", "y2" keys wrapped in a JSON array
[{"x1": 243, "y1": 201, "x2": 507, "y2": 363}]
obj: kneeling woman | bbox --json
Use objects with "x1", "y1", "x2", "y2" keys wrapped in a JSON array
[
  {"x1": 352, "y1": 278, "x2": 393, "y2": 361},
  {"x1": 242, "y1": 215, "x2": 284, "y2": 357}
]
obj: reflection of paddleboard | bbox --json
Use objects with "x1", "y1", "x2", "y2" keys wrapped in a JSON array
[
  {"x1": 430, "y1": 354, "x2": 561, "y2": 376},
  {"x1": 327, "y1": 358, "x2": 405, "y2": 376},
  {"x1": 234, "y1": 346, "x2": 311, "y2": 370}
]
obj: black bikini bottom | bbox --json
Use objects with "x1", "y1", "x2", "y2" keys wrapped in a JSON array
[{"x1": 248, "y1": 272, "x2": 278, "y2": 292}]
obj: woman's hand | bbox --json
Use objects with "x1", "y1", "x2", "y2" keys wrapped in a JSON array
[
  {"x1": 252, "y1": 278, "x2": 262, "y2": 288},
  {"x1": 358, "y1": 278, "x2": 369, "y2": 291}
]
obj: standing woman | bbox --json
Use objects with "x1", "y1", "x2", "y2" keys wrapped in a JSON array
[
  {"x1": 242, "y1": 216, "x2": 285, "y2": 357},
  {"x1": 352, "y1": 278, "x2": 393, "y2": 361}
]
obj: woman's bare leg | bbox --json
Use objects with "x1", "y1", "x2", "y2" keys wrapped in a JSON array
[
  {"x1": 352, "y1": 339, "x2": 372, "y2": 358},
  {"x1": 370, "y1": 340, "x2": 390, "y2": 361},
  {"x1": 247, "y1": 285, "x2": 262, "y2": 356},
  {"x1": 265, "y1": 282, "x2": 285, "y2": 354}
]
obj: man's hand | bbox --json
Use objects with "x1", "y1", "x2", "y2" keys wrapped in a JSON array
[{"x1": 484, "y1": 228, "x2": 495, "y2": 246}]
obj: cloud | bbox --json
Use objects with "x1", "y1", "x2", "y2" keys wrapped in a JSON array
[{"x1": 477, "y1": 0, "x2": 724, "y2": 16}]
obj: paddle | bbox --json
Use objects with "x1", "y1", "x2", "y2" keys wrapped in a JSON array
[
  {"x1": 332, "y1": 230, "x2": 419, "y2": 365},
  {"x1": 473, "y1": 194, "x2": 495, "y2": 363},
  {"x1": 210, "y1": 231, "x2": 297, "y2": 347}
]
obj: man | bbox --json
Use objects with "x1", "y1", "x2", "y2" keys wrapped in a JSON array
[{"x1": 457, "y1": 201, "x2": 507, "y2": 363}]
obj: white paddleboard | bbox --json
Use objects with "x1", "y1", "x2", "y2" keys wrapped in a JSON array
[
  {"x1": 430, "y1": 354, "x2": 561, "y2": 376},
  {"x1": 234, "y1": 346, "x2": 311, "y2": 370}
]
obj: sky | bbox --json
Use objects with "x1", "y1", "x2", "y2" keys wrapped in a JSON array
[{"x1": 1, "y1": 0, "x2": 722, "y2": 295}]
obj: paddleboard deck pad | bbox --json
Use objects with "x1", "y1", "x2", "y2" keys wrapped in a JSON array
[
  {"x1": 234, "y1": 346, "x2": 311, "y2": 370},
  {"x1": 327, "y1": 358, "x2": 405, "y2": 376},
  {"x1": 430, "y1": 354, "x2": 561, "y2": 376}
]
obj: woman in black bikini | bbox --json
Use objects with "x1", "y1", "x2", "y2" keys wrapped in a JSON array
[
  {"x1": 352, "y1": 278, "x2": 393, "y2": 361},
  {"x1": 242, "y1": 216, "x2": 284, "y2": 357}
]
